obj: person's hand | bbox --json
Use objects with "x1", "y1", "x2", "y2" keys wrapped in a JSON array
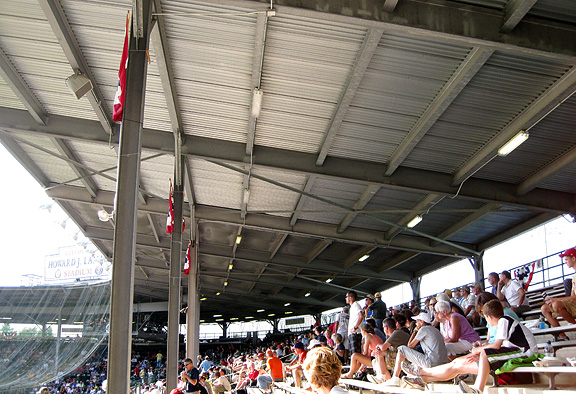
[
  {"x1": 473, "y1": 341, "x2": 481, "y2": 348},
  {"x1": 470, "y1": 346, "x2": 482, "y2": 355},
  {"x1": 465, "y1": 353, "x2": 479, "y2": 362}
]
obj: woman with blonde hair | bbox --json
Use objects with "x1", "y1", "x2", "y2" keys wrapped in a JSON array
[{"x1": 303, "y1": 346, "x2": 348, "y2": 394}]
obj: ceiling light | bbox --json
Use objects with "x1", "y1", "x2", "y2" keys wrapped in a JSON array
[
  {"x1": 245, "y1": 316, "x2": 254, "y2": 319},
  {"x1": 213, "y1": 314, "x2": 222, "y2": 317},
  {"x1": 224, "y1": 281, "x2": 228, "y2": 287},
  {"x1": 215, "y1": 318, "x2": 224, "y2": 321},
  {"x1": 230, "y1": 317, "x2": 238, "y2": 320},
  {"x1": 285, "y1": 311, "x2": 293, "y2": 314},
  {"x1": 97, "y1": 209, "x2": 114, "y2": 222},
  {"x1": 325, "y1": 278, "x2": 333, "y2": 283},
  {"x1": 47, "y1": 321, "x2": 57, "y2": 324},
  {"x1": 359, "y1": 255, "x2": 370, "y2": 262},
  {"x1": 268, "y1": 313, "x2": 275, "y2": 316},
  {"x1": 0, "y1": 317, "x2": 12, "y2": 320},
  {"x1": 257, "y1": 309, "x2": 265, "y2": 313},
  {"x1": 200, "y1": 297, "x2": 207, "y2": 301},
  {"x1": 228, "y1": 264, "x2": 233, "y2": 270},
  {"x1": 498, "y1": 130, "x2": 529, "y2": 156},
  {"x1": 304, "y1": 292, "x2": 311, "y2": 297},
  {"x1": 73, "y1": 321, "x2": 84, "y2": 324},
  {"x1": 235, "y1": 235, "x2": 242, "y2": 244},
  {"x1": 216, "y1": 292, "x2": 221, "y2": 296},
  {"x1": 284, "y1": 303, "x2": 291, "y2": 307},
  {"x1": 407, "y1": 215, "x2": 423, "y2": 228},
  {"x1": 200, "y1": 320, "x2": 205, "y2": 323},
  {"x1": 251, "y1": 88, "x2": 263, "y2": 118},
  {"x1": 66, "y1": 70, "x2": 93, "y2": 99}
]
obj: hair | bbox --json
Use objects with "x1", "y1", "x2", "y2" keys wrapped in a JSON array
[
  {"x1": 360, "y1": 322, "x2": 375, "y2": 334},
  {"x1": 383, "y1": 318, "x2": 396, "y2": 330},
  {"x1": 461, "y1": 286, "x2": 470, "y2": 294},
  {"x1": 482, "y1": 299, "x2": 504, "y2": 319},
  {"x1": 347, "y1": 291, "x2": 358, "y2": 301},
  {"x1": 401, "y1": 308, "x2": 414, "y2": 321},
  {"x1": 488, "y1": 272, "x2": 498, "y2": 280},
  {"x1": 302, "y1": 346, "x2": 342, "y2": 389},
  {"x1": 473, "y1": 282, "x2": 483, "y2": 289},
  {"x1": 475, "y1": 292, "x2": 498, "y2": 311},
  {"x1": 201, "y1": 372, "x2": 209, "y2": 379},
  {"x1": 501, "y1": 270, "x2": 512, "y2": 280},
  {"x1": 332, "y1": 333, "x2": 342, "y2": 343},
  {"x1": 184, "y1": 358, "x2": 193, "y2": 364},
  {"x1": 365, "y1": 318, "x2": 376, "y2": 328},
  {"x1": 392, "y1": 314, "x2": 406, "y2": 327},
  {"x1": 435, "y1": 293, "x2": 450, "y2": 303},
  {"x1": 435, "y1": 301, "x2": 451, "y2": 313},
  {"x1": 38, "y1": 388, "x2": 49, "y2": 394}
]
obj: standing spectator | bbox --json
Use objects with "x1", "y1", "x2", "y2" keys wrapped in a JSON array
[
  {"x1": 156, "y1": 352, "x2": 163, "y2": 368},
  {"x1": 369, "y1": 292, "x2": 387, "y2": 330},
  {"x1": 181, "y1": 358, "x2": 207, "y2": 394},
  {"x1": 333, "y1": 306, "x2": 349, "y2": 355},
  {"x1": 541, "y1": 248, "x2": 576, "y2": 330},
  {"x1": 346, "y1": 291, "x2": 364, "y2": 358},
  {"x1": 200, "y1": 356, "x2": 214, "y2": 374},
  {"x1": 497, "y1": 270, "x2": 530, "y2": 314}
]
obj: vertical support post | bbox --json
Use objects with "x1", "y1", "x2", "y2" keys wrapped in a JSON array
[
  {"x1": 220, "y1": 322, "x2": 229, "y2": 338},
  {"x1": 469, "y1": 251, "x2": 485, "y2": 289},
  {"x1": 167, "y1": 156, "x2": 184, "y2": 391},
  {"x1": 411, "y1": 277, "x2": 421, "y2": 304},
  {"x1": 55, "y1": 311, "x2": 62, "y2": 375},
  {"x1": 186, "y1": 235, "x2": 200, "y2": 362},
  {"x1": 107, "y1": 1, "x2": 152, "y2": 393},
  {"x1": 272, "y1": 318, "x2": 279, "y2": 333}
]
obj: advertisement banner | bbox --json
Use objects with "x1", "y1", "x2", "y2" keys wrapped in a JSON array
[{"x1": 45, "y1": 246, "x2": 109, "y2": 282}]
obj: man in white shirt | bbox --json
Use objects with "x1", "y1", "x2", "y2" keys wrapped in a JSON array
[
  {"x1": 346, "y1": 291, "x2": 364, "y2": 356},
  {"x1": 212, "y1": 371, "x2": 231, "y2": 393},
  {"x1": 497, "y1": 270, "x2": 530, "y2": 314}
]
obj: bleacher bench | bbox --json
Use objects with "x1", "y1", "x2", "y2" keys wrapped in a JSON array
[
  {"x1": 490, "y1": 366, "x2": 576, "y2": 390},
  {"x1": 339, "y1": 378, "x2": 448, "y2": 394}
]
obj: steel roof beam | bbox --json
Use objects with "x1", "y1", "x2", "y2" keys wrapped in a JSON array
[
  {"x1": 316, "y1": 28, "x2": 383, "y2": 165},
  {"x1": 290, "y1": 175, "x2": 316, "y2": 226},
  {"x1": 452, "y1": 66, "x2": 576, "y2": 186},
  {"x1": 37, "y1": 0, "x2": 112, "y2": 134},
  {"x1": 50, "y1": 137, "x2": 98, "y2": 198},
  {"x1": 2, "y1": 107, "x2": 575, "y2": 214},
  {"x1": 517, "y1": 147, "x2": 576, "y2": 195},
  {"x1": 337, "y1": 184, "x2": 381, "y2": 233},
  {"x1": 385, "y1": 194, "x2": 441, "y2": 240},
  {"x1": 501, "y1": 0, "x2": 538, "y2": 33},
  {"x1": 430, "y1": 203, "x2": 498, "y2": 246},
  {"x1": 384, "y1": 47, "x2": 493, "y2": 175},
  {"x1": 382, "y1": 0, "x2": 399, "y2": 13},
  {"x1": 378, "y1": 251, "x2": 419, "y2": 273},
  {"x1": 0, "y1": 47, "x2": 47, "y2": 125}
]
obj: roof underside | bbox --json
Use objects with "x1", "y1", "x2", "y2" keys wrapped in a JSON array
[{"x1": 0, "y1": 0, "x2": 575, "y2": 323}]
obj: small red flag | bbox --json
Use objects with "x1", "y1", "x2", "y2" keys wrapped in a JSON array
[
  {"x1": 166, "y1": 180, "x2": 185, "y2": 234},
  {"x1": 113, "y1": 11, "x2": 130, "y2": 122},
  {"x1": 183, "y1": 240, "x2": 191, "y2": 275}
]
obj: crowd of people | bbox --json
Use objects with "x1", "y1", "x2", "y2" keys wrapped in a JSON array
[{"x1": 33, "y1": 247, "x2": 575, "y2": 394}]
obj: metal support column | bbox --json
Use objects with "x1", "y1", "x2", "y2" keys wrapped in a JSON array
[
  {"x1": 469, "y1": 251, "x2": 485, "y2": 290},
  {"x1": 167, "y1": 157, "x2": 184, "y2": 391},
  {"x1": 272, "y1": 318, "x2": 279, "y2": 333},
  {"x1": 219, "y1": 322, "x2": 229, "y2": 338},
  {"x1": 411, "y1": 277, "x2": 422, "y2": 304},
  {"x1": 186, "y1": 235, "x2": 200, "y2": 362},
  {"x1": 107, "y1": 1, "x2": 152, "y2": 393}
]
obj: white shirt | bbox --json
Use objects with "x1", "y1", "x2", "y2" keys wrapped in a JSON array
[
  {"x1": 348, "y1": 301, "x2": 363, "y2": 334},
  {"x1": 502, "y1": 280, "x2": 528, "y2": 307}
]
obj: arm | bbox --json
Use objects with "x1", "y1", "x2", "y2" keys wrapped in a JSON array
[
  {"x1": 362, "y1": 334, "x2": 371, "y2": 356},
  {"x1": 516, "y1": 287, "x2": 526, "y2": 307},
  {"x1": 471, "y1": 339, "x2": 503, "y2": 354},
  {"x1": 496, "y1": 281, "x2": 505, "y2": 301},
  {"x1": 407, "y1": 329, "x2": 420, "y2": 349}
]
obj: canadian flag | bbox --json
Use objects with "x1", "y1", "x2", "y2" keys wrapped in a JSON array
[
  {"x1": 166, "y1": 180, "x2": 185, "y2": 234},
  {"x1": 183, "y1": 240, "x2": 191, "y2": 275},
  {"x1": 112, "y1": 11, "x2": 130, "y2": 122}
]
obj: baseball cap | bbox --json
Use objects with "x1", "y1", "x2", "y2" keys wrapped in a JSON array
[
  {"x1": 560, "y1": 248, "x2": 576, "y2": 258},
  {"x1": 257, "y1": 353, "x2": 265, "y2": 358},
  {"x1": 375, "y1": 292, "x2": 381, "y2": 298},
  {"x1": 413, "y1": 312, "x2": 433, "y2": 324},
  {"x1": 308, "y1": 339, "x2": 321, "y2": 349},
  {"x1": 293, "y1": 342, "x2": 304, "y2": 350}
]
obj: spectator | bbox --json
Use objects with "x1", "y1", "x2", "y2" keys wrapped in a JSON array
[
  {"x1": 460, "y1": 286, "x2": 478, "y2": 326},
  {"x1": 256, "y1": 349, "x2": 284, "y2": 392},
  {"x1": 341, "y1": 323, "x2": 383, "y2": 379},
  {"x1": 541, "y1": 248, "x2": 576, "y2": 331},
  {"x1": 181, "y1": 358, "x2": 207, "y2": 394},
  {"x1": 369, "y1": 292, "x2": 387, "y2": 330},
  {"x1": 369, "y1": 318, "x2": 410, "y2": 382},
  {"x1": 200, "y1": 356, "x2": 214, "y2": 374},
  {"x1": 377, "y1": 312, "x2": 447, "y2": 386},
  {"x1": 497, "y1": 270, "x2": 530, "y2": 314},
  {"x1": 212, "y1": 370, "x2": 231, "y2": 393},
  {"x1": 363, "y1": 295, "x2": 375, "y2": 320},
  {"x1": 346, "y1": 291, "x2": 364, "y2": 358},
  {"x1": 200, "y1": 373, "x2": 213, "y2": 394},
  {"x1": 331, "y1": 333, "x2": 346, "y2": 365},
  {"x1": 487, "y1": 272, "x2": 499, "y2": 295},
  {"x1": 333, "y1": 306, "x2": 349, "y2": 353},
  {"x1": 286, "y1": 342, "x2": 307, "y2": 388},
  {"x1": 302, "y1": 346, "x2": 348, "y2": 394},
  {"x1": 435, "y1": 301, "x2": 480, "y2": 357}
]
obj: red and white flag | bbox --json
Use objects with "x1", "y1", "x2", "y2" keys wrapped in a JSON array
[
  {"x1": 183, "y1": 240, "x2": 191, "y2": 275},
  {"x1": 166, "y1": 180, "x2": 185, "y2": 234},
  {"x1": 112, "y1": 11, "x2": 130, "y2": 122}
]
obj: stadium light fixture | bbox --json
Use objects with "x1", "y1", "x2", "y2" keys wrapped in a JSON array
[
  {"x1": 498, "y1": 130, "x2": 529, "y2": 156},
  {"x1": 407, "y1": 215, "x2": 423, "y2": 228}
]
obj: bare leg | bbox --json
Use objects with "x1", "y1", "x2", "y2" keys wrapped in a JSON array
[
  {"x1": 294, "y1": 368, "x2": 302, "y2": 388},
  {"x1": 552, "y1": 300, "x2": 576, "y2": 324},
  {"x1": 393, "y1": 352, "x2": 405, "y2": 378},
  {"x1": 541, "y1": 304, "x2": 560, "y2": 327},
  {"x1": 474, "y1": 351, "x2": 490, "y2": 392},
  {"x1": 342, "y1": 353, "x2": 371, "y2": 378},
  {"x1": 418, "y1": 357, "x2": 478, "y2": 383}
]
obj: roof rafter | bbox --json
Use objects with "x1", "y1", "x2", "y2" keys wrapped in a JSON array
[{"x1": 501, "y1": 0, "x2": 538, "y2": 33}]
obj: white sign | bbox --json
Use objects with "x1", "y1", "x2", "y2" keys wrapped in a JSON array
[{"x1": 45, "y1": 246, "x2": 109, "y2": 282}]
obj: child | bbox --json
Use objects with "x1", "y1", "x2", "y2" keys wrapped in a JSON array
[{"x1": 332, "y1": 333, "x2": 346, "y2": 365}]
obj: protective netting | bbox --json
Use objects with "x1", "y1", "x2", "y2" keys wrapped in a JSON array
[{"x1": 0, "y1": 280, "x2": 110, "y2": 392}]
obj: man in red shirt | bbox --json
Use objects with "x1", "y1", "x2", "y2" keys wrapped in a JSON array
[
  {"x1": 256, "y1": 349, "x2": 285, "y2": 392},
  {"x1": 286, "y1": 342, "x2": 307, "y2": 388}
]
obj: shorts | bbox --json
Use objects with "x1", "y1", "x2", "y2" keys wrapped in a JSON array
[
  {"x1": 348, "y1": 333, "x2": 362, "y2": 354},
  {"x1": 484, "y1": 346, "x2": 528, "y2": 371},
  {"x1": 551, "y1": 298, "x2": 576, "y2": 318},
  {"x1": 445, "y1": 340, "x2": 473, "y2": 356}
]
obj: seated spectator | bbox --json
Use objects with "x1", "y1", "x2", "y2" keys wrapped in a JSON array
[
  {"x1": 436, "y1": 293, "x2": 466, "y2": 317},
  {"x1": 377, "y1": 312, "x2": 448, "y2": 386},
  {"x1": 497, "y1": 270, "x2": 530, "y2": 314},
  {"x1": 314, "y1": 327, "x2": 326, "y2": 344},
  {"x1": 200, "y1": 373, "x2": 213, "y2": 394},
  {"x1": 364, "y1": 295, "x2": 375, "y2": 320},
  {"x1": 369, "y1": 318, "x2": 410, "y2": 382},
  {"x1": 302, "y1": 346, "x2": 348, "y2": 394},
  {"x1": 324, "y1": 328, "x2": 334, "y2": 348},
  {"x1": 331, "y1": 333, "x2": 346, "y2": 365},
  {"x1": 405, "y1": 300, "x2": 537, "y2": 393},
  {"x1": 365, "y1": 318, "x2": 386, "y2": 342},
  {"x1": 286, "y1": 342, "x2": 307, "y2": 388},
  {"x1": 460, "y1": 286, "x2": 478, "y2": 326},
  {"x1": 256, "y1": 349, "x2": 284, "y2": 393},
  {"x1": 341, "y1": 323, "x2": 383, "y2": 379},
  {"x1": 212, "y1": 370, "x2": 231, "y2": 393},
  {"x1": 542, "y1": 248, "x2": 576, "y2": 331},
  {"x1": 435, "y1": 301, "x2": 480, "y2": 357}
]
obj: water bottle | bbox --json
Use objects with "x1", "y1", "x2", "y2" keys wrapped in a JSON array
[
  {"x1": 539, "y1": 316, "x2": 546, "y2": 330},
  {"x1": 544, "y1": 340, "x2": 554, "y2": 357}
]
